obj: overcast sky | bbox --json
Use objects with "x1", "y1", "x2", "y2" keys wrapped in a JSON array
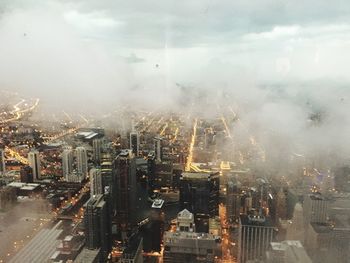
[
  {"x1": 2, "y1": 0, "x2": 350, "y2": 94},
  {"x1": 1, "y1": 0, "x2": 350, "y2": 168}
]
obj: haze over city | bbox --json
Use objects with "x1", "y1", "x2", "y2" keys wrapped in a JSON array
[{"x1": 0, "y1": 1, "x2": 350, "y2": 263}]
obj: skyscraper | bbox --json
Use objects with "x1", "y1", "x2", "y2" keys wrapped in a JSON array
[
  {"x1": 276, "y1": 188, "x2": 287, "y2": 220},
  {"x1": 154, "y1": 137, "x2": 163, "y2": 162},
  {"x1": 115, "y1": 149, "x2": 136, "y2": 233},
  {"x1": 90, "y1": 168, "x2": 102, "y2": 196},
  {"x1": 147, "y1": 151, "x2": 156, "y2": 193},
  {"x1": 303, "y1": 193, "x2": 329, "y2": 225},
  {"x1": 92, "y1": 138, "x2": 103, "y2": 165},
  {"x1": 84, "y1": 194, "x2": 112, "y2": 262},
  {"x1": 0, "y1": 147, "x2": 6, "y2": 175},
  {"x1": 179, "y1": 172, "x2": 220, "y2": 217},
  {"x1": 238, "y1": 214, "x2": 276, "y2": 263},
  {"x1": 226, "y1": 178, "x2": 242, "y2": 222},
  {"x1": 129, "y1": 131, "x2": 140, "y2": 156},
  {"x1": 20, "y1": 165, "x2": 33, "y2": 183},
  {"x1": 179, "y1": 172, "x2": 220, "y2": 233},
  {"x1": 62, "y1": 148, "x2": 73, "y2": 181},
  {"x1": 286, "y1": 203, "x2": 305, "y2": 242},
  {"x1": 28, "y1": 149, "x2": 41, "y2": 180},
  {"x1": 76, "y1": 147, "x2": 88, "y2": 179}
]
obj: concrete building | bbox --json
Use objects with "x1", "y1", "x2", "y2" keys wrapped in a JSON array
[
  {"x1": 179, "y1": 172, "x2": 220, "y2": 232},
  {"x1": 74, "y1": 248, "x2": 100, "y2": 263},
  {"x1": 266, "y1": 240, "x2": 312, "y2": 263},
  {"x1": 177, "y1": 209, "x2": 195, "y2": 232},
  {"x1": 238, "y1": 214, "x2": 276, "y2": 263},
  {"x1": 84, "y1": 194, "x2": 112, "y2": 262},
  {"x1": 154, "y1": 137, "x2": 163, "y2": 162},
  {"x1": 115, "y1": 149, "x2": 137, "y2": 233},
  {"x1": 62, "y1": 148, "x2": 74, "y2": 181},
  {"x1": 76, "y1": 147, "x2": 88, "y2": 179},
  {"x1": 119, "y1": 233, "x2": 143, "y2": 263},
  {"x1": 163, "y1": 231, "x2": 221, "y2": 263},
  {"x1": 20, "y1": 165, "x2": 33, "y2": 183},
  {"x1": 303, "y1": 193, "x2": 329, "y2": 226},
  {"x1": 28, "y1": 149, "x2": 41, "y2": 180},
  {"x1": 226, "y1": 178, "x2": 242, "y2": 222},
  {"x1": 130, "y1": 131, "x2": 140, "y2": 156},
  {"x1": 92, "y1": 138, "x2": 103, "y2": 165},
  {"x1": 286, "y1": 203, "x2": 305, "y2": 242},
  {"x1": 90, "y1": 168, "x2": 102, "y2": 196}
]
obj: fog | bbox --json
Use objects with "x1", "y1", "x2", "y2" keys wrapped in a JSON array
[{"x1": 1, "y1": 0, "x2": 350, "y2": 170}]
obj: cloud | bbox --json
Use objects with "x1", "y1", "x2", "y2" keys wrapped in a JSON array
[
  {"x1": 63, "y1": 10, "x2": 122, "y2": 29},
  {"x1": 124, "y1": 53, "x2": 146, "y2": 63}
]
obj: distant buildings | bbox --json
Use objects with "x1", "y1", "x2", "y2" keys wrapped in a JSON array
[
  {"x1": 238, "y1": 214, "x2": 276, "y2": 263},
  {"x1": 83, "y1": 194, "x2": 112, "y2": 262},
  {"x1": 28, "y1": 149, "x2": 41, "y2": 180}
]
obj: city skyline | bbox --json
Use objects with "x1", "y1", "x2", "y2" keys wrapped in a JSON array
[{"x1": 1, "y1": 1, "x2": 350, "y2": 263}]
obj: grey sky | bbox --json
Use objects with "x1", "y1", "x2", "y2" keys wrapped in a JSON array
[
  {"x1": 2, "y1": 0, "x2": 350, "y2": 84},
  {"x1": 1, "y1": 0, "x2": 350, "y2": 169}
]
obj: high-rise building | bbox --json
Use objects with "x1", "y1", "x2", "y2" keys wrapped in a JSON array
[
  {"x1": 115, "y1": 149, "x2": 136, "y2": 233},
  {"x1": 179, "y1": 172, "x2": 220, "y2": 233},
  {"x1": 286, "y1": 203, "x2": 305, "y2": 242},
  {"x1": 176, "y1": 209, "x2": 196, "y2": 232},
  {"x1": 83, "y1": 194, "x2": 112, "y2": 262},
  {"x1": 62, "y1": 148, "x2": 74, "y2": 181},
  {"x1": 276, "y1": 188, "x2": 287, "y2": 220},
  {"x1": 76, "y1": 147, "x2": 88, "y2": 179},
  {"x1": 266, "y1": 240, "x2": 312, "y2": 263},
  {"x1": 90, "y1": 168, "x2": 102, "y2": 196},
  {"x1": 179, "y1": 172, "x2": 220, "y2": 217},
  {"x1": 334, "y1": 166, "x2": 350, "y2": 192},
  {"x1": 92, "y1": 138, "x2": 103, "y2": 165},
  {"x1": 0, "y1": 147, "x2": 6, "y2": 175},
  {"x1": 163, "y1": 210, "x2": 221, "y2": 262},
  {"x1": 147, "y1": 151, "x2": 156, "y2": 193},
  {"x1": 226, "y1": 178, "x2": 242, "y2": 223},
  {"x1": 28, "y1": 149, "x2": 41, "y2": 180},
  {"x1": 130, "y1": 131, "x2": 140, "y2": 156},
  {"x1": 163, "y1": 231, "x2": 221, "y2": 263},
  {"x1": 303, "y1": 193, "x2": 329, "y2": 225},
  {"x1": 20, "y1": 165, "x2": 33, "y2": 183},
  {"x1": 154, "y1": 137, "x2": 163, "y2": 162},
  {"x1": 120, "y1": 233, "x2": 143, "y2": 263},
  {"x1": 238, "y1": 214, "x2": 276, "y2": 263}
]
